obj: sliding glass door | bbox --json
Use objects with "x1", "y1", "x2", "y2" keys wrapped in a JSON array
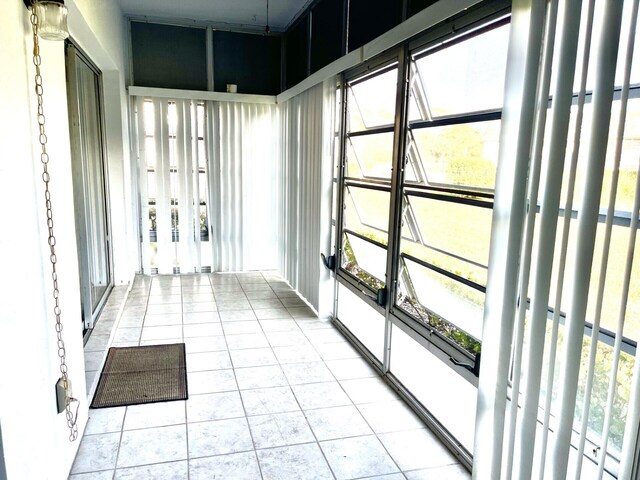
[{"x1": 65, "y1": 42, "x2": 112, "y2": 330}]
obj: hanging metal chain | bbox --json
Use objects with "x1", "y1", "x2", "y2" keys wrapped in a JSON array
[{"x1": 30, "y1": 6, "x2": 79, "y2": 442}]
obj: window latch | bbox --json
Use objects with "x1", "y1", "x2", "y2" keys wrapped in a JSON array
[
  {"x1": 449, "y1": 352, "x2": 481, "y2": 377},
  {"x1": 362, "y1": 287, "x2": 387, "y2": 307}
]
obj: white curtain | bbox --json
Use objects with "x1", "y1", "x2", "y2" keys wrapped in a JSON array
[
  {"x1": 206, "y1": 101, "x2": 280, "y2": 271},
  {"x1": 475, "y1": 0, "x2": 640, "y2": 478},
  {"x1": 134, "y1": 97, "x2": 204, "y2": 274},
  {"x1": 279, "y1": 80, "x2": 337, "y2": 313}
]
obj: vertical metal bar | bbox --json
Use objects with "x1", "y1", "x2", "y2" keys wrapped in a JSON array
[
  {"x1": 332, "y1": 76, "x2": 349, "y2": 319},
  {"x1": 307, "y1": 14, "x2": 312, "y2": 78},
  {"x1": 551, "y1": 1, "x2": 624, "y2": 477},
  {"x1": 382, "y1": 46, "x2": 410, "y2": 374},
  {"x1": 136, "y1": 98, "x2": 151, "y2": 275},
  {"x1": 206, "y1": 26, "x2": 214, "y2": 92},
  {"x1": 343, "y1": 0, "x2": 350, "y2": 55}
]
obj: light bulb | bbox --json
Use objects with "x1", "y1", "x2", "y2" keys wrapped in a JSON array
[{"x1": 34, "y1": 1, "x2": 69, "y2": 41}]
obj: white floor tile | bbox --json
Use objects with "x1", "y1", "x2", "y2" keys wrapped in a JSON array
[
  {"x1": 254, "y1": 308, "x2": 292, "y2": 320},
  {"x1": 217, "y1": 300, "x2": 252, "y2": 311},
  {"x1": 325, "y1": 358, "x2": 378, "y2": 380},
  {"x1": 240, "y1": 386, "x2": 301, "y2": 416},
  {"x1": 146, "y1": 304, "x2": 182, "y2": 315},
  {"x1": 249, "y1": 298, "x2": 284, "y2": 309},
  {"x1": 183, "y1": 311, "x2": 220, "y2": 324},
  {"x1": 273, "y1": 345, "x2": 321, "y2": 364},
  {"x1": 247, "y1": 411, "x2": 315, "y2": 449},
  {"x1": 304, "y1": 405, "x2": 373, "y2": 441},
  {"x1": 140, "y1": 325, "x2": 183, "y2": 341},
  {"x1": 69, "y1": 471, "x2": 114, "y2": 480},
  {"x1": 291, "y1": 382, "x2": 352, "y2": 410},
  {"x1": 112, "y1": 327, "x2": 142, "y2": 343},
  {"x1": 219, "y1": 309, "x2": 256, "y2": 322},
  {"x1": 85, "y1": 407, "x2": 126, "y2": 435},
  {"x1": 187, "y1": 351, "x2": 232, "y2": 372},
  {"x1": 186, "y1": 391, "x2": 245, "y2": 423},
  {"x1": 234, "y1": 365, "x2": 288, "y2": 390},
  {"x1": 404, "y1": 464, "x2": 471, "y2": 479},
  {"x1": 265, "y1": 330, "x2": 310, "y2": 347},
  {"x1": 188, "y1": 369, "x2": 237, "y2": 394},
  {"x1": 117, "y1": 425, "x2": 187, "y2": 468},
  {"x1": 189, "y1": 451, "x2": 262, "y2": 480},
  {"x1": 222, "y1": 321, "x2": 263, "y2": 335},
  {"x1": 184, "y1": 322, "x2": 223, "y2": 338},
  {"x1": 143, "y1": 313, "x2": 182, "y2": 327},
  {"x1": 229, "y1": 347, "x2": 278, "y2": 368},
  {"x1": 123, "y1": 400, "x2": 185, "y2": 430},
  {"x1": 281, "y1": 361, "x2": 334, "y2": 385},
  {"x1": 340, "y1": 377, "x2": 399, "y2": 404},
  {"x1": 320, "y1": 435, "x2": 399, "y2": 480},
  {"x1": 183, "y1": 302, "x2": 217, "y2": 313},
  {"x1": 378, "y1": 428, "x2": 458, "y2": 470},
  {"x1": 256, "y1": 443, "x2": 333, "y2": 480},
  {"x1": 357, "y1": 400, "x2": 424, "y2": 433},
  {"x1": 188, "y1": 417, "x2": 253, "y2": 458},
  {"x1": 70, "y1": 433, "x2": 120, "y2": 474},
  {"x1": 184, "y1": 336, "x2": 228, "y2": 353},
  {"x1": 225, "y1": 333, "x2": 270, "y2": 350},
  {"x1": 259, "y1": 319, "x2": 300, "y2": 332},
  {"x1": 114, "y1": 460, "x2": 188, "y2": 480}
]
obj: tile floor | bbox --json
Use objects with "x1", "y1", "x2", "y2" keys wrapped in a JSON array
[{"x1": 71, "y1": 272, "x2": 470, "y2": 480}]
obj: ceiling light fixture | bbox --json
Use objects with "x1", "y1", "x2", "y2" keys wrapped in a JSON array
[
  {"x1": 265, "y1": 0, "x2": 270, "y2": 34},
  {"x1": 23, "y1": 0, "x2": 69, "y2": 41}
]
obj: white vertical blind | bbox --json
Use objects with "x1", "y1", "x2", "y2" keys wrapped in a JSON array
[
  {"x1": 475, "y1": 0, "x2": 640, "y2": 478},
  {"x1": 205, "y1": 101, "x2": 280, "y2": 271},
  {"x1": 134, "y1": 97, "x2": 204, "y2": 274},
  {"x1": 278, "y1": 80, "x2": 336, "y2": 312}
]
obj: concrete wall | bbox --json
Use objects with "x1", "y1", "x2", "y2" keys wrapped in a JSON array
[{"x1": 0, "y1": 1, "x2": 129, "y2": 478}]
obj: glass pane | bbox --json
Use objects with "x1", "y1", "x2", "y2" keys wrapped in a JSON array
[
  {"x1": 168, "y1": 102, "x2": 177, "y2": 136},
  {"x1": 76, "y1": 60, "x2": 110, "y2": 312},
  {"x1": 348, "y1": 66, "x2": 398, "y2": 132},
  {"x1": 337, "y1": 283, "x2": 385, "y2": 361},
  {"x1": 145, "y1": 137, "x2": 156, "y2": 168},
  {"x1": 143, "y1": 101, "x2": 154, "y2": 136},
  {"x1": 411, "y1": 23, "x2": 509, "y2": 118},
  {"x1": 390, "y1": 325, "x2": 477, "y2": 451},
  {"x1": 343, "y1": 186, "x2": 390, "y2": 244},
  {"x1": 342, "y1": 232, "x2": 387, "y2": 289},
  {"x1": 401, "y1": 195, "x2": 491, "y2": 285},
  {"x1": 346, "y1": 132, "x2": 394, "y2": 179},
  {"x1": 533, "y1": 321, "x2": 635, "y2": 458},
  {"x1": 398, "y1": 256, "x2": 484, "y2": 342},
  {"x1": 409, "y1": 120, "x2": 501, "y2": 190},
  {"x1": 534, "y1": 214, "x2": 640, "y2": 342},
  {"x1": 557, "y1": 99, "x2": 640, "y2": 213}
]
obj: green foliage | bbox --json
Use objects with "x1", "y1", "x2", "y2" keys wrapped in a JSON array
[
  {"x1": 399, "y1": 295, "x2": 481, "y2": 354},
  {"x1": 574, "y1": 337, "x2": 634, "y2": 452},
  {"x1": 342, "y1": 235, "x2": 385, "y2": 290},
  {"x1": 415, "y1": 123, "x2": 496, "y2": 190}
]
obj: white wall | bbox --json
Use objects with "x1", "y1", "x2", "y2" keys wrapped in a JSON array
[{"x1": 0, "y1": 1, "x2": 129, "y2": 478}]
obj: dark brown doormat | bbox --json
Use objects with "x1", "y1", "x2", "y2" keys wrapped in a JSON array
[{"x1": 91, "y1": 343, "x2": 188, "y2": 408}]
